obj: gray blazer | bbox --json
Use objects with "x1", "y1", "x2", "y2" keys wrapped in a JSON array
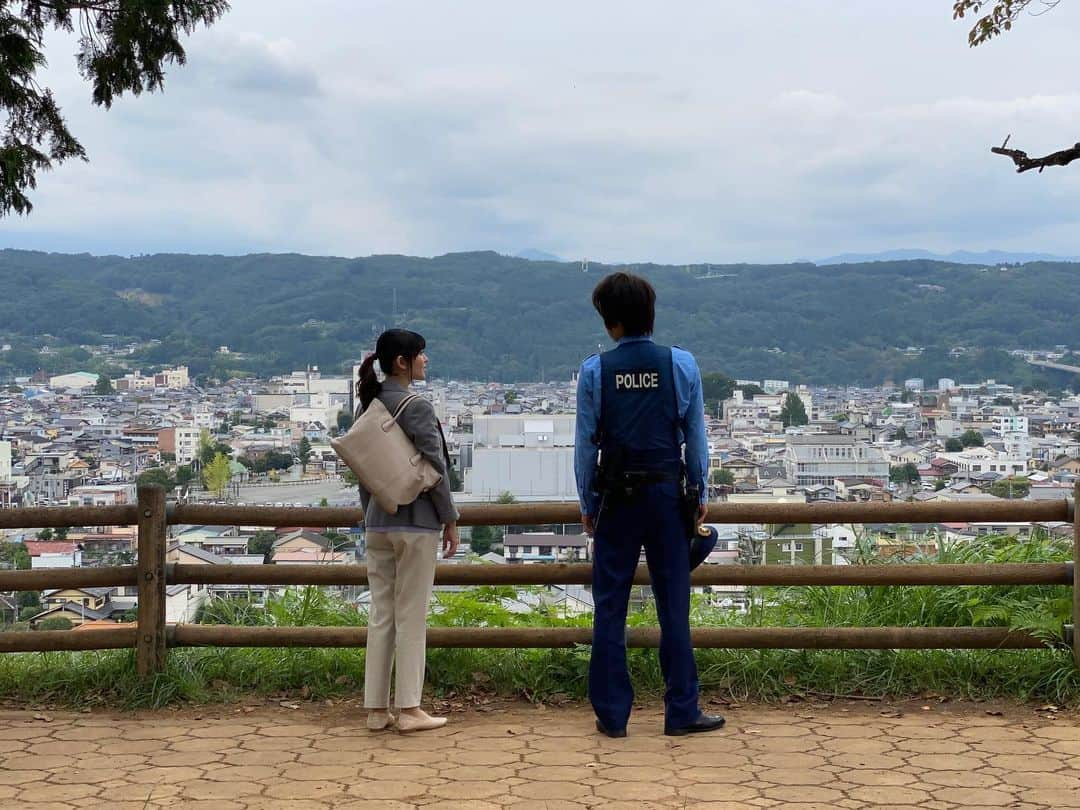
[{"x1": 357, "y1": 380, "x2": 459, "y2": 531}]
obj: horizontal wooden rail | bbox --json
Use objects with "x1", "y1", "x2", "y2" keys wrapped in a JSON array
[
  {"x1": 0, "y1": 626, "x2": 137, "y2": 653},
  {"x1": 170, "y1": 625, "x2": 1046, "y2": 650},
  {"x1": 0, "y1": 504, "x2": 139, "y2": 529},
  {"x1": 167, "y1": 498, "x2": 1071, "y2": 527},
  {"x1": 0, "y1": 566, "x2": 138, "y2": 591},
  {"x1": 170, "y1": 562, "x2": 1072, "y2": 588}
]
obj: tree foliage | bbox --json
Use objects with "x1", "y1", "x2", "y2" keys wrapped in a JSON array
[
  {"x1": 298, "y1": 437, "x2": 312, "y2": 471},
  {"x1": 0, "y1": 251, "x2": 1078, "y2": 385},
  {"x1": 953, "y1": 0, "x2": 1059, "y2": 47},
  {"x1": 202, "y1": 451, "x2": 231, "y2": 498},
  {"x1": 889, "y1": 462, "x2": 921, "y2": 485},
  {"x1": 710, "y1": 468, "x2": 735, "y2": 487},
  {"x1": 780, "y1": 392, "x2": 809, "y2": 428},
  {"x1": 137, "y1": 466, "x2": 175, "y2": 490},
  {"x1": 945, "y1": 438, "x2": 964, "y2": 452},
  {"x1": 93, "y1": 374, "x2": 113, "y2": 395},
  {"x1": 989, "y1": 477, "x2": 1032, "y2": 498},
  {"x1": 1, "y1": 1, "x2": 229, "y2": 216},
  {"x1": 960, "y1": 429, "x2": 986, "y2": 448}
]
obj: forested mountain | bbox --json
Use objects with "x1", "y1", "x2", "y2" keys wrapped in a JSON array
[{"x1": 1, "y1": 248, "x2": 1078, "y2": 387}]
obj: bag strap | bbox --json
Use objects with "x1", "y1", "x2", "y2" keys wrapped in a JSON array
[{"x1": 389, "y1": 393, "x2": 422, "y2": 423}]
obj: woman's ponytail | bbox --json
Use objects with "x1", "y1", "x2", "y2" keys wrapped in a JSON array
[{"x1": 356, "y1": 353, "x2": 381, "y2": 413}]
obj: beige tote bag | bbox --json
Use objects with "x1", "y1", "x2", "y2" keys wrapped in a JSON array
[{"x1": 331, "y1": 393, "x2": 442, "y2": 514}]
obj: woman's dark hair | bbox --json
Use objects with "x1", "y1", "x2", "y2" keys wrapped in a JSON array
[
  {"x1": 356, "y1": 328, "x2": 426, "y2": 412},
  {"x1": 591, "y1": 272, "x2": 656, "y2": 336}
]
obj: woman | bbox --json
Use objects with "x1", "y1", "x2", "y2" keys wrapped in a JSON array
[{"x1": 356, "y1": 328, "x2": 459, "y2": 733}]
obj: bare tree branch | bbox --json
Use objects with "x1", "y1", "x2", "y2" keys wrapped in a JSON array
[{"x1": 990, "y1": 135, "x2": 1080, "y2": 173}]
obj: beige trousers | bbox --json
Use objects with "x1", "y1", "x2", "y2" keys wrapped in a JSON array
[{"x1": 363, "y1": 530, "x2": 439, "y2": 709}]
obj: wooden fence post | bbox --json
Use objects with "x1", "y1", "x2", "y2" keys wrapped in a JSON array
[
  {"x1": 136, "y1": 486, "x2": 167, "y2": 676},
  {"x1": 1073, "y1": 484, "x2": 1079, "y2": 668}
]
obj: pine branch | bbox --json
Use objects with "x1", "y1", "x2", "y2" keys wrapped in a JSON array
[{"x1": 991, "y1": 134, "x2": 1080, "y2": 173}]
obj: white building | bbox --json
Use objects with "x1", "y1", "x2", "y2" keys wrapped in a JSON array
[
  {"x1": 903, "y1": 378, "x2": 925, "y2": 392},
  {"x1": 784, "y1": 435, "x2": 890, "y2": 487},
  {"x1": 48, "y1": 371, "x2": 99, "y2": 390},
  {"x1": 937, "y1": 378, "x2": 957, "y2": 392},
  {"x1": 763, "y1": 379, "x2": 790, "y2": 394},
  {"x1": 154, "y1": 366, "x2": 190, "y2": 388},
  {"x1": 996, "y1": 415, "x2": 1029, "y2": 436},
  {"x1": 938, "y1": 448, "x2": 1026, "y2": 477},
  {"x1": 0, "y1": 440, "x2": 10, "y2": 482}
]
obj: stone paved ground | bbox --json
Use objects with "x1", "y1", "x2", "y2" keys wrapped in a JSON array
[{"x1": 0, "y1": 699, "x2": 1078, "y2": 808}]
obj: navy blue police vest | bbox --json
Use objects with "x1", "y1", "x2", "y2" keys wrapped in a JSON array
[{"x1": 598, "y1": 340, "x2": 681, "y2": 472}]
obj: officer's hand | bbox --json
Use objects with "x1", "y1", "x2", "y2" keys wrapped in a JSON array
[
  {"x1": 696, "y1": 504, "x2": 708, "y2": 528},
  {"x1": 582, "y1": 513, "x2": 595, "y2": 536}
]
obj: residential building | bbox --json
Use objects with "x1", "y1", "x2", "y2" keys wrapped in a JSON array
[
  {"x1": 158, "y1": 425, "x2": 200, "y2": 465},
  {"x1": 784, "y1": 435, "x2": 889, "y2": 488},
  {"x1": 503, "y1": 533, "x2": 589, "y2": 563}
]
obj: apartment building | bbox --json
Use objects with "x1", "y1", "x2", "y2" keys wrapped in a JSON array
[{"x1": 784, "y1": 435, "x2": 889, "y2": 487}]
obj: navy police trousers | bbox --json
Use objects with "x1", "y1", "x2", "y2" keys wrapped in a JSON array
[{"x1": 589, "y1": 480, "x2": 700, "y2": 731}]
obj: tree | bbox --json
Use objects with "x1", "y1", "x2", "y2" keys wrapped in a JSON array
[
  {"x1": 953, "y1": 2, "x2": 1078, "y2": 173},
  {"x1": 710, "y1": 468, "x2": 735, "y2": 487},
  {"x1": 960, "y1": 429, "x2": 985, "y2": 448},
  {"x1": 0, "y1": 542, "x2": 31, "y2": 570},
  {"x1": 989, "y1": 477, "x2": 1031, "y2": 499},
  {"x1": 337, "y1": 410, "x2": 354, "y2": 433},
  {"x1": 889, "y1": 463, "x2": 921, "y2": 485},
  {"x1": 93, "y1": 374, "x2": 113, "y2": 395},
  {"x1": 53, "y1": 526, "x2": 68, "y2": 541},
  {"x1": 504, "y1": 391, "x2": 518, "y2": 404},
  {"x1": 298, "y1": 437, "x2": 312, "y2": 472},
  {"x1": 198, "y1": 428, "x2": 214, "y2": 465},
  {"x1": 448, "y1": 466, "x2": 464, "y2": 492},
  {"x1": 737, "y1": 383, "x2": 764, "y2": 399},
  {"x1": 202, "y1": 451, "x2": 232, "y2": 498},
  {"x1": 469, "y1": 526, "x2": 494, "y2": 555},
  {"x1": 176, "y1": 464, "x2": 195, "y2": 487},
  {"x1": 894, "y1": 426, "x2": 909, "y2": 442},
  {"x1": 934, "y1": 477, "x2": 949, "y2": 491},
  {"x1": 35, "y1": 527, "x2": 53, "y2": 541},
  {"x1": 19, "y1": 605, "x2": 40, "y2": 622},
  {"x1": 780, "y1": 392, "x2": 808, "y2": 428},
  {"x1": 701, "y1": 371, "x2": 736, "y2": 406},
  {"x1": 340, "y1": 468, "x2": 358, "y2": 486},
  {"x1": 319, "y1": 497, "x2": 329, "y2": 507},
  {"x1": 1, "y1": 1, "x2": 230, "y2": 216},
  {"x1": 953, "y1": 0, "x2": 1060, "y2": 47},
  {"x1": 247, "y1": 530, "x2": 276, "y2": 561},
  {"x1": 137, "y1": 466, "x2": 175, "y2": 490},
  {"x1": 945, "y1": 438, "x2": 964, "y2": 452}
]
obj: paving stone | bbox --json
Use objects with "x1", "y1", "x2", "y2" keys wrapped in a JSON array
[{"x1": 0, "y1": 701, "x2": 1074, "y2": 808}]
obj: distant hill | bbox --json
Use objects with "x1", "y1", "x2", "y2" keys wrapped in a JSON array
[
  {"x1": 0, "y1": 248, "x2": 1078, "y2": 387},
  {"x1": 514, "y1": 249, "x2": 564, "y2": 262},
  {"x1": 817, "y1": 249, "x2": 1080, "y2": 266}
]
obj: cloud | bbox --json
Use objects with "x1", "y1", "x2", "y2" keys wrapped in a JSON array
[{"x1": 7, "y1": 0, "x2": 1080, "y2": 262}]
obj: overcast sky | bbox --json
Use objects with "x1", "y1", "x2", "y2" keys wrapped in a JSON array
[{"x1": 4, "y1": 1, "x2": 1080, "y2": 263}]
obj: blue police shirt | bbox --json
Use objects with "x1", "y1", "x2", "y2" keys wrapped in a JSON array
[{"x1": 575, "y1": 336, "x2": 709, "y2": 517}]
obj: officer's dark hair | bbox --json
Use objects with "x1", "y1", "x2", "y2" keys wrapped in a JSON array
[
  {"x1": 591, "y1": 272, "x2": 656, "y2": 336},
  {"x1": 356, "y1": 328, "x2": 426, "y2": 413}
]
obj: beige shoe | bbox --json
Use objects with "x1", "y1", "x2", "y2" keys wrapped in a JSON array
[
  {"x1": 367, "y1": 710, "x2": 394, "y2": 731},
  {"x1": 396, "y1": 709, "x2": 447, "y2": 733}
]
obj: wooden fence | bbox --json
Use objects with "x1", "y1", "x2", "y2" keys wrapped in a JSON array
[{"x1": 0, "y1": 486, "x2": 1075, "y2": 675}]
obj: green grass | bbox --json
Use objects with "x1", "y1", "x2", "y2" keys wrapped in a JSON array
[{"x1": 0, "y1": 533, "x2": 1076, "y2": 709}]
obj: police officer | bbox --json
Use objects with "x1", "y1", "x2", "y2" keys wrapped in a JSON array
[{"x1": 575, "y1": 271, "x2": 725, "y2": 738}]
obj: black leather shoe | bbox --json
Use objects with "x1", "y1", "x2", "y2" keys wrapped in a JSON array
[
  {"x1": 664, "y1": 713, "x2": 726, "y2": 736},
  {"x1": 596, "y1": 719, "x2": 627, "y2": 738}
]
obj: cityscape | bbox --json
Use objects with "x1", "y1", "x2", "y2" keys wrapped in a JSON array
[{"x1": 2, "y1": 348, "x2": 1076, "y2": 628}]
